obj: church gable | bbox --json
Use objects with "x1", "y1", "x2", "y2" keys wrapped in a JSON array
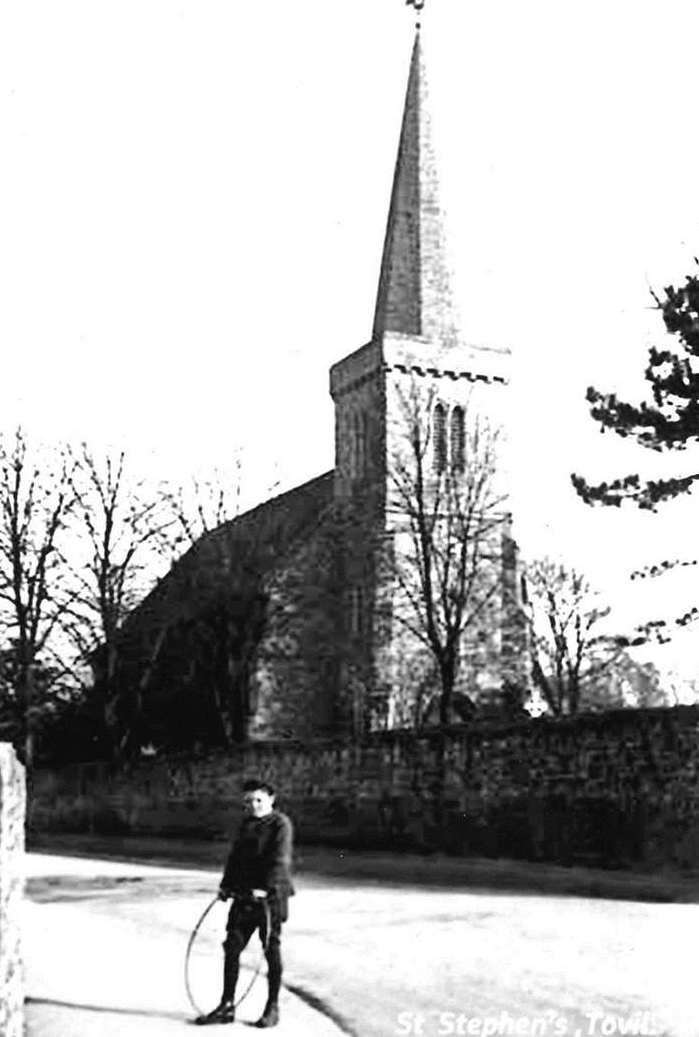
[
  {"x1": 110, "y1": 472, "x2": 335, "y2": 748},
  {"x1": 128, "y1": 471, "x2": 334, "y2": 638}
]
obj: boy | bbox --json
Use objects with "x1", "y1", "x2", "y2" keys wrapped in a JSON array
[{"x1": 198, "y1": 779, "x2": 294, "y2": 1028}]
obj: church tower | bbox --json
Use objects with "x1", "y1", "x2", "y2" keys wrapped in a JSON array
[{"x1": 329, "y1": 26, "x2": 524, "y2": 734}]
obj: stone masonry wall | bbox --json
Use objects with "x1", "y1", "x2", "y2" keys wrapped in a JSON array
[
  {"x1": 249, "y1": 509, "x2": 341, "y2": 741},
  {"x1": 0, "y1": 744, "x2": 25, "y2": 1037},
  {"x1": 30, "y1": 707, "x2": 699, "y2": 868}
]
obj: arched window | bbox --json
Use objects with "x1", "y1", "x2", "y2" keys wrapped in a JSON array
[
  {"x1": 433, "y1": 403, "x2": 447, "y2": 473},
  {"x1": 450, "y1": 406, "x2": 465, "y2": 472}
]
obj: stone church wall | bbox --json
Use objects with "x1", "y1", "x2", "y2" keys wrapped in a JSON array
[
  {"x1": 249, "y1": 511, "x2": 341, "y2": 741},
  {"x1": 329, "y1": 340, "x2": 391, "y2": 735},
  {"x1": 29, "y1": 707, "x2": 699, "y2": 868},
  {"x1": 0, "y1": 744, "x2": 25, "y2": 1037}
]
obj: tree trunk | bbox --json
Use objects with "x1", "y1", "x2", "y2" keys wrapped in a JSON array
[
  {"x1": 568, "y1": 675, "x2": 580, "y2": 716},
  {"x1": 432, "y1": 727, "x2": 448, "y2": 837},
  {"x1": 104, "y1": 641, "x2": 122, "y2": 761},
  {"x1": 24, "y1": 725, "x2": 35, "y2": 771},
  {"x1": 438, "y1": 657, "x2": 455, "y2": 727},
  {"x1": 434, "y1": 658, "x2": 456, "y2": 836},
  {"x1": 22, "y1": 663, "x2": 35, "y2": 771}
]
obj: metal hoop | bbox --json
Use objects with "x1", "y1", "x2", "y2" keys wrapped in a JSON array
[{"x1": 184, "y1": 895, "x2": 271, "y2": 1020}]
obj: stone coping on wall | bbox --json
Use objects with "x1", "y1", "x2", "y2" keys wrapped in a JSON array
[
  {"x1": 34, "y1": 704, "x2": 699, "y2": 774},
  {"x1": 148, "y1": 704, "x2": 699, "y2": 753}
]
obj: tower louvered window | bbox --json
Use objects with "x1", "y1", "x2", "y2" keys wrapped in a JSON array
[
  {"x1": 433, "y1": 403, "x2": 447, "y2": 473},
  {"x1": 451, "y1": 406, "x2": 465, "y2": 472}
]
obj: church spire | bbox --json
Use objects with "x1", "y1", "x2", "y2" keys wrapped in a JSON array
[{"x1": 372, "y1": 28, "x2": 460, "y2": 346}]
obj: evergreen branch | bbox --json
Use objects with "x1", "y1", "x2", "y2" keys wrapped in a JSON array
[
  {"x1": 571, "y1": 471, "x2": 699, "y2": 510},
  {"x1": 630, "y1": 558, "x2": 698, "y2": 580}
]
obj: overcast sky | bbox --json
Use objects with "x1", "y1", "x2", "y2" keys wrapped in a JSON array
[{"x1": 2, "y1": 0, "x2": 699, "y2": 680}]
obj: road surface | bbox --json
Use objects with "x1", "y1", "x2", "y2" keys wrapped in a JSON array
[{"x1": 24, "y1": 852, "x2": 696, "y2": 1037}]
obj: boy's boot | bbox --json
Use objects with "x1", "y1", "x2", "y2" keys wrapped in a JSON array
[
  {"x1": 195, "y1": 1000, "x2": 236, "y2": 1025},
  {"x1": 255, "y1": 1001, "x2": 279, "y2": 1028},
  {"x1": 196, "y1": 954, "x2": 238, "y2": 1025},
  {"x1": 256, "y1": 942, "x2": 281, "y2": 1027}
]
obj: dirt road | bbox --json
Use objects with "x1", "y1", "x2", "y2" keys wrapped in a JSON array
[{"x1": 24, "y1": 852, "x2": 696, "y2": 1037}]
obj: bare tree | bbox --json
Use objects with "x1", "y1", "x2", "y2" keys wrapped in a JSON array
[
  {"x1": 63, "y1": 446, "x2": 172, "y2": 758},
  {"x1": 390, "y1": 387, "x2": 507, "y2": 726},
  {"x1": 0, "y1": 645, "x2": 77, "y2": 754},
  {"x1": 522, "y1": 559, "x2": 627, "y2": 716},
  {"x1": 161, "y1": 456, "x2": 247, "y2": 553},
  {"x1": 0, "y1": 428, "x2": 77, "y2": 766},
  {"x1": 587, "y1": 651, "x2": 674, "y2": 710},
  {"x1": 152, "y1": 459, "x2": 279, "y2": 747}
]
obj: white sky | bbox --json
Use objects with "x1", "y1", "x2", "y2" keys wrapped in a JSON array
[{"x1": 2, "y1": 0, "x2": 699, "y2": 682}]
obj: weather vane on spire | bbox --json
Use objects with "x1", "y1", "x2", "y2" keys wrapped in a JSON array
[{"x1": 405, "y1": 0, "x2": 426, "y2": 28}]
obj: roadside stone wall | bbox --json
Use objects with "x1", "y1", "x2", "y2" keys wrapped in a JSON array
[
  {"x1": 0, "y1": 744, "x2": 25, "y2": 1037},
  {"x1": 30, "y1": 707, "x2": 699, "y2": 868}
]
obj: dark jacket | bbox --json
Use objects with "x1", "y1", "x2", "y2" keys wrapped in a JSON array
[{"x1": 220, "y1": 810, "x2": 295, "y2": 902}]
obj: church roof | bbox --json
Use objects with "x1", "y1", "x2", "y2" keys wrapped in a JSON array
[
  {"x1": 372, "y1": 29, "x2": 461, "y2": 347},
  {"x1": 125, "y1": 471, "x2": 334, "y2": 641}
]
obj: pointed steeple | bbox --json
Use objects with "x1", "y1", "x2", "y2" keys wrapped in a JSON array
[{"x1": 372, "y1": 30, "x2": 460, "y2": 346}]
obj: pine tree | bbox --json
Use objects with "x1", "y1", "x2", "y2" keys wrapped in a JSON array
[
  {"x1": 572, "y1": 266, "x2": 699, "y2": 509},
  {"x1": 572, "y1": 268, "x2": 699, "y2": 649}
]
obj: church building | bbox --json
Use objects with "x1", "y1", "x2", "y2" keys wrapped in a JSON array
[{"x1": 118, "y1": 26, "x2": 527, "y2": 748}]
